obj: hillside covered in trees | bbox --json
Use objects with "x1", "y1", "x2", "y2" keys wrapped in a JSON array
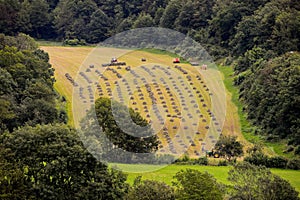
[{"x1": 0, "y1": 0, "x2": 300, "y2": 199}]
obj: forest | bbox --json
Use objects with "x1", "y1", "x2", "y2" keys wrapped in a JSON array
[{"x1": 0, "y1": 0, "x2": 300, "y2": 199}]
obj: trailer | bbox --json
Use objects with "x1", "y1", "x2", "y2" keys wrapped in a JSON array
[{"x1": 102, "y1": 57, "x2": 126, "y2": 67}]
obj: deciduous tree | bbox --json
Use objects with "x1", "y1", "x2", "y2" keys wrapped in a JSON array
[
  {"x1": 173, "y1": 169, "x2": 224, "y2": 200},
  {"x1": 214, "y1": 135, "x2": 243, "y2": 161}
]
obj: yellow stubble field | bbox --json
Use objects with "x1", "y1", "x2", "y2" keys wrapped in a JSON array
[{"x1": 41, "y1": 46, "x2": 248, "y2": 157}]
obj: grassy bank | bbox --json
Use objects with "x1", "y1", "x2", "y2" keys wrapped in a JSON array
[
  {"x1": 123, "y1": 164, "x2": 300, "y2": 194},
  {"x1": 217, "y1": 65, "x2": 292, "y2": 157}
]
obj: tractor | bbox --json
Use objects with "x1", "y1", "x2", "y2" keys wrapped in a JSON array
[
  {"x1": 206, "y1": 150, "x2": 220, "y2": 158},
  {"x1": 173, "y1": 58, "x2": 180, "y2": 63}
]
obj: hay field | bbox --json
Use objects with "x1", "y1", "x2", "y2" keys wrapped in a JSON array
[{"x1": 41, "y1": 46, "x2": 248, "y2": 157}]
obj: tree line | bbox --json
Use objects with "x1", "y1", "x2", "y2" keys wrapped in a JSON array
[{"x1": 0, "y1": 33, "x2": 67, "y2": 134}]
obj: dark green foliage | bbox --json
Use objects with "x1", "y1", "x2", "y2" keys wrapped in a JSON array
[
  {"x1": 94, "y1": 97, "x2": 159, "y2": 153},
  {"x1": 214, "y1": 135, "x2": 243, "y2": 161},
  {"x1": 63, "y1": 38, "x2": 86, "y2": 46},
  {"x1": 239, "y1": 52, "x2": 300, "y2": 147},
  {"x1": 0, "y1": 0, "x2": 21, "y2": 35},
  {"x1": 234, "y1": 47, "x2": 275, "y2": 73},
  {"x1": 228, "y1": 162, "x2": 300, "y2": 200},
  {"x1": 244, "y1": 152, "x2": 300, "y2": 170},
  {"x1": 244, "y1": 152, "x2": 269, "y2": 167},
  {"x1": 218, "y1": 160, "x2": 228, "y2": 166},
  {"x1": 86, "y1": 8, "x2": 112, "y2": 43},
  {"x1": 231, "y1": 0, "x2": 300, "y2": 56},
  {"x1": 295, "y1": 146, "x2": 300, "y2": 155},
  {"x1": 174, "y1": 155, "x2": 208, "y2": 165},
  {"x1": 0, "y1": 34, "x2": 64, "y2": 133},
  {"x1": 0, "y1": 0, "x2": 55, "y2": 39},
  {"x1": 267, "y1": 156, "x2": 288, "y2": 169},
  {"x1": 126, "y1": 177, "x2": 175, "y2": 200},
  {"x1": 0, "y1": 124, "x2": 129, "y2": 199},
  {"x1": 80, "y1": 97, "x2": 159, "y2": 163},
  {"x1": 133, "y1": 13, "x2": 155, "y2": 29},
  {"x1": 245, "y1": 145, "x2": 299, "y2": 169},
  {"x1": 173, "y1": 169, "x2": 224, "y2": 200},
  {"x1": 286, "y1": 158, "x2": 300, "y2": 170},
  {"x1": 159, "y1": 0, "x2": 181, "y2": 29},
  {"x1": 53, "y1": 0, "x2": 99, "y2": 41}
]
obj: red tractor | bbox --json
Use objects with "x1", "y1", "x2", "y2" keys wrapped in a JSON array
[{"x1": 173, "y1": 58, "x2": 180, "y2": 63}]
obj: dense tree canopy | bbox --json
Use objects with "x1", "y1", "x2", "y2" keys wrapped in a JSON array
[
  {"x1": 80, "y1": 97, "x2": 159, "y2": 163},
  {"x1": 94, "y1": 97, "x2": 159, "y2": 154},
  {"x1": 214, "y1": 135, "x2": 244, "y2": 161},
  {"x1": 126, "y1": 177, "x2": 175, "y2": 200},
  {"x1": 228, "y1": 162, "x2": 299, "y2": 200},
  {"x1": 172, "y1": 169, "x2": 224, "y2": 200},
  {"x1": 238, "y1": 52, "x2": 300, "y2": 147},
  {"x1": 0, "y1": 124, "x2": 128, "y2": 199},
  {"x1": 0, "y1": 34, "x2": 65, "y2": 133}
]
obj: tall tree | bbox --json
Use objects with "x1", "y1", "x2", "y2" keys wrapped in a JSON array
[
  {"x1": 214, "y1": 135, "x2": 243, "y2": 161},
  {"x1": 133, "y1": 13, "x2": 155, "y2": 28},
  {"x1": 86, "y1": 9, "x2": 112, "y2": 43},
  {"x1": 159, "y1": 0, "x2": 181, "y2": 29},
  {"x1": 28, "y1": 0, "x2": 52, "y2": 38},
  {"x1": 127, "y1": 177, "x2": 175, "y2": 200},
  {"x1": 54, "y1": 0, "x2": 97, "y2": 40},
  {"x1": 0, "y1": 0, "x2": 21, "y2": 35},
  {"x1": 173, "y1": 169, "x2": 224, "y2": 200},
  {"x1": 228, "y1": 162, "x2": 299, "y2": 200},
  {"x1": 94, "y1": 97, "x2": 159, "y2": 154},
  {"x1": 174, "y1": 1, "x2": 194, "y2": 34}
]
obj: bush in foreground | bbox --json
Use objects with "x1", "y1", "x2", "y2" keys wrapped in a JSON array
[
  {"x1": 228, "y1": 162, "x2": 299, "y2": 200},
  {"x1": 173, "y1": 169, "x2": 224, "y2": 200},
  {"x1": 126, "y1": 177, "x2": 175, "y2": 200}
]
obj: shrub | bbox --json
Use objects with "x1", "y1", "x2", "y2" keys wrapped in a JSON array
[
  {"x1": 174, "y1": 156, "x2": 208, "y2": 166},
  {"x1": 126, "y1": 177, "x2": 175, "y2": 200},
  {"x1": 267, "y1": 156, "x2": 288, "y2": 168},
  {"x1": 295, "y1": 146, "x2": 300, "y2": 155},
  {"x1": 228, "y1": 162, "x2": 299, "y2": 200},
  {"x1": 63, "y1": 39, "x2": 86, "y2": 46},
  {"x1": 193, "y1": 157, "x2": 208, "y2": 165},
  {"x1": 287, "y1": 158, "x2": 300, "y2": 170},
  {"x1": 218, "y1": 160, "x2": 228, "y2": 166},
  {"x1": 244, "y1": 152, "x2": 268, "y2": 166},
  {"x1": 173, "y1": 169, "x2": 224, "y2": 200}
]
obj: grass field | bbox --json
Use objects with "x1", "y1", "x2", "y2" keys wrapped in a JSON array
[{"x1": 122, "y1": 164, "x2": 300, "y2": 194}]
